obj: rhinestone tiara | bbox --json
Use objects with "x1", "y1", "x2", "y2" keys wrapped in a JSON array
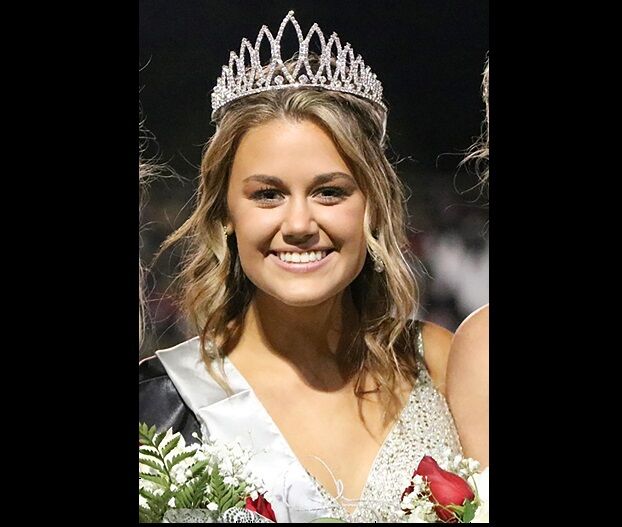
[{"x1": 211, "y1": 11, "x2": 386, "y2": 115}]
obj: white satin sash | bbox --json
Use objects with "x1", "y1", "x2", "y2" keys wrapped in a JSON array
[{"x1": 156, "y1": 338, "x2": 338, "y2": 522}]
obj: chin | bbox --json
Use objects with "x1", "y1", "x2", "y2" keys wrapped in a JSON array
[
  {"x1": 259, "y1": 280, "x2": 349, "y2": 307},
  {"x1": 273, "y1": 289, "x2": 337, "y2": 308}
]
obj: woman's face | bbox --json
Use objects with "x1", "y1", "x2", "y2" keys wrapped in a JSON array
[{"x1": 227, "y1": 118, "x2": 367, "y2": 307}]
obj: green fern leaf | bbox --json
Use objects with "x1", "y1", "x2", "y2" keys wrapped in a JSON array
[
  {"x1": 139, "y1": 487, "x2": 174, "y2": 524},
  {"x1": 161, "y1": 435, "x2": 181, "y2": 458},
  {"x1": 189, "y1": 459, "x2": 210, "y2": 477},
  {"x1": 210, "y1": 466, "x2": 224, "y2": 489},
  {"x1": 166, "y1": 449, "x2": 196, "y2": 470},
  {"x1": 218, "y1": 486, "x2": 234, "y2": 509},
  {"x1": 139, "y1": 457, "x2": 166, "y2": 475},
  {"x1": 138, "y1": 422, "x2": 151, "y2": 437},
  {"x1": 222, "y1": 496, "x2": 237, "y2": 511},
  {"x1": 192, "y1": 468, "x2": 213, "y2": 507},
  {"x1": 139, "y1": 488, "x2": 162, "y2": 503},
  {"x1": 139, "y1": 504, "x2": 157, "y2": 523},
  {"x1": 174, "y1": 485, "x2": 194, "y2": 509},
  {"x1": 153, "y1": 430, "x2": 167, "y2": 448},
  {"x1": 139, "y1": 472, "x2": 170, "y2": 488},
  {"x1": 138, "y1": 423, "x2": 159, "y2": 444},
  {"x1": 138, "y1": 447, "x2": 164, "y2": 461}
]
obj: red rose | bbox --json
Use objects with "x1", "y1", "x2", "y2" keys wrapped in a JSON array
[
  {"x1": 245, "y1": 493, "x2": 276, "y2": 522},
  {"x1": 414, "y1": 455, "x2": 475, "y2": 522}
]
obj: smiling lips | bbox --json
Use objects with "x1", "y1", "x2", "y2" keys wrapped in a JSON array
[
  {"x1": 268, "y1": 249, "x2": 334, "y2": 273},
  {"x1": 275, "y1": 250, "x2": 328, "y2": 263}
]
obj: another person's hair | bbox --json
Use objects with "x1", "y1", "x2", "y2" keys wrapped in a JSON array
[
  {"x1": 138, "y1": 123, "x2": 159, "y2": 349},
  {"x1": 162, "y1": 57, "x2": 421, "y2": 421},
  {"x1": 139, "y1": 160, "x2": 152, "y2": 348},
  {"x1": 461, "y1": 58, "x2": 489, "y2": 190}
]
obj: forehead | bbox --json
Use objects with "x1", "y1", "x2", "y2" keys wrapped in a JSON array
[{"x1": 230, "y1": 118, "x2": 351, "y2": 183}]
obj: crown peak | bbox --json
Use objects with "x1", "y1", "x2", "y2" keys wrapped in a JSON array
[{"x1": 211, "y1": 11, "x2": 386, "y2": 115}]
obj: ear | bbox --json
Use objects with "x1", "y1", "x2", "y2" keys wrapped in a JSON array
[{"x1": 223, "y1": 221, "x2": 234, "y2": 236}]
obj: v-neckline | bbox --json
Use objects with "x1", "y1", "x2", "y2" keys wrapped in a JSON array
[{"x1": 223, "y1": 355, "x2": 417, "y2": 518}]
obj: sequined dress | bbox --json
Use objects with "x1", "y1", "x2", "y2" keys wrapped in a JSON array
[{"x1": 151, "y1": 324, "x2": 462, "y2": 522}]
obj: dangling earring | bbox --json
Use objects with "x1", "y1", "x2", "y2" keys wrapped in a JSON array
[
  {"x1": 369, "y1": 248, "x2": 385, "y2": 273},
  {"x1": 223, "y1": 224, "x2": 233, "y2": 242}
]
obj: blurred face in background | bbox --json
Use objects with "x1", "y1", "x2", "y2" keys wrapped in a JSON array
[{"x1": 226, "y1": 118, "x2": 367, "y2": 307}]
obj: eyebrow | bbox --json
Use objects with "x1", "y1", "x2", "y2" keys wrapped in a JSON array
[{"x1": 242, "y1": 172, "x2": 356, "y2": 186}]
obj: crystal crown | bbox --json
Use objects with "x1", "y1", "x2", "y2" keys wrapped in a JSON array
[{"x1": 211, "y1": 11, "x2": 386, "y2": 114}]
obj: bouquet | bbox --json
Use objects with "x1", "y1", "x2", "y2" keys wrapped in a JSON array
[
  {"x1": 310, "y1": 454, "x2": 489, "y2": 523},
  {"x1": 399, "y1": 455, "x2": 489, "y2": 523},
  {"x1": 138, "y1": 423, "x2": 276, "y2": 523}
]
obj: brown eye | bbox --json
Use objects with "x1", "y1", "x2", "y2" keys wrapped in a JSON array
[
  {"x1": 315, "y1": 186, "x2": 348, "y2": 203},
  {"x1": 250, "y1": 187, "x2": 284, "y2": 204}
]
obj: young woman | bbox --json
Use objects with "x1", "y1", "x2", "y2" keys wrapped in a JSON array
[{"x1": 140, "y1": 12, "x2": 461, "y2": 522}]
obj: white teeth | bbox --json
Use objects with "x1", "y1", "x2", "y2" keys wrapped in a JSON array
[{"x1": 276, "y1": 250, "x2": 330, "y2": 263}]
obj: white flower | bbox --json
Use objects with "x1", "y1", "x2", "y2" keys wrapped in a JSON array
[
  {"x1": 219, "y1": 456, "x2": 234, "y2": 475},
  {"x1": 405, "y1": 512, "x2": 428, "y2": 523},
  {"x1": 223, "y1": 475, "x2": 238, "y2": 486},
  {"x1": 468, "y1": 458, "x2": 481, "y2": 474},
  {"x1": 406, "y1": 503, "x2": 438, "y2": 523},
  {"x1": 168, "y1": 497, "x2": 176, "y2": 508},
  {"x1": 207, "y1": 502, "x2": 218, "y2": 511}
]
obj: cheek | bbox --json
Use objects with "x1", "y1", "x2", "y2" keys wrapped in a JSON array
[
  {"x1": 329, "y1": 201, "x2": 367, "y2": 251},
  {"x1": 232, "y1": 210, "x2": 277, "y2": 256}
]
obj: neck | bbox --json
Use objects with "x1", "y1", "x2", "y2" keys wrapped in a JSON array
[{"x1": 230, "y1": 289, "x2": 360, "y2": 390}]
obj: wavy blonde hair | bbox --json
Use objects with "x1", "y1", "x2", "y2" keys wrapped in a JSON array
[
  {"x1": 461, "y1": 58, "x2": 489, "y2": 190},
  {"x1": 163, "y1": 68, "x2": 421, "y2": 420}
]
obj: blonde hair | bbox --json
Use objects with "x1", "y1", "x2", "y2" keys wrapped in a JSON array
[
  {"x1": 462, "y1": 58, "x2": 489, "y2": 190},
  {"x1": 163, "y1": 67, "x2": 421, "y2": 420}
]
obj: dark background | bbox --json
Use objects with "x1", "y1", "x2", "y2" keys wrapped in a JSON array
[{"x1": 139, "y1": 0, "x2": 490, "y2": 354}]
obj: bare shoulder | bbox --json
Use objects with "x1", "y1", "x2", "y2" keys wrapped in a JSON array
[
  {"x1": 419, "y1": 320, "x2": 454, "y2": 396},
  {"x1": 446, "y1": 305, "x2": 489, "y2": 467},
  {"x1": 452, "y1": 304, "x2": 489, "y2": 356}
]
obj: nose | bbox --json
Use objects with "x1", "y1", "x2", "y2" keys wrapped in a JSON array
[{"x1": 281, "y1": 196, "x2": 319, "y2": 244}]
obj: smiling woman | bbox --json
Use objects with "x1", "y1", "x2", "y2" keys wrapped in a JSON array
[
  {"x1": 228, "y1": 119, "x2": 367, "y2": 306},
  {"x1": 139, "y1": 11, "x2": 462, "y2": 523}
]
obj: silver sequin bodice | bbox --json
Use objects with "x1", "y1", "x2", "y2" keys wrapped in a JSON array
[{"x1": 309, "y1": 361, "x2": 462, "y2": 522}]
